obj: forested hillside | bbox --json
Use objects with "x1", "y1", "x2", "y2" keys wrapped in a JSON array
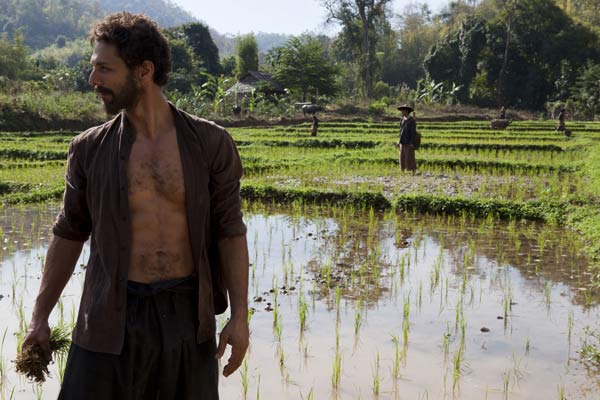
[
  {"x1": 0, "y1": 0, "x2": 290, "y2": 58},
  {"x1": 3, "y1": 0, "x2": 600, "y2": 118},
  {"x1": 0, "y1": 0, "x2": 195, "y2": 49},
  {"x1": 99, "y1": 0, "x2": 195, "y2": 29},
  {"x1": 0, "y1": 0, "x2": 101, "y2": 49}
]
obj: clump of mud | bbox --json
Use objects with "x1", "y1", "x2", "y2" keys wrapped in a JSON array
[{"x1": 15, "y1": 326, "x2": 71, "y2": 383}]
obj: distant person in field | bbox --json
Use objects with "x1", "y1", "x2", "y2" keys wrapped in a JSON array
[
  {"x1": 311, "y1": 113, "x2": 319, "y2": 137},
  {"x1": 21, "y1": 12, "x2": 249, "y2": 399},
  {"x1": 499, "y1": 106, "x2": 506, "y2": 119},
  {"x1": 396, "y1": 104, "x2": 417, "y2": 172},
  {"x1": 556, "y1": 108, "x2": 567, "y2": 132}
]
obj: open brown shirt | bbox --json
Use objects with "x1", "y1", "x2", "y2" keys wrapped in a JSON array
[{"x1": 53, "y1": 103, "x2": 247, "y2": 355}]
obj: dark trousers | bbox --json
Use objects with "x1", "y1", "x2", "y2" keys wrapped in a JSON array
[
  {"x1": 59, "y1": 277, "x2": 218, "y2": 400},
  {"x1": 400, "y1": 144, "x2": 417, "y2": 171}
]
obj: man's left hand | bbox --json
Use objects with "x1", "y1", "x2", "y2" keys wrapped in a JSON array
[{"x1": 216, "y1": 314, "x2": 249, "y2": 377}]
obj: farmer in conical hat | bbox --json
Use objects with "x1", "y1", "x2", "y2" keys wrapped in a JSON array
[{"x1": 396, "y1": 104, "x2": 418, "y2": 172}]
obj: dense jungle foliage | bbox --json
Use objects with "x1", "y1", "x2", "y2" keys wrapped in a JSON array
[{"x1": 2, "y1": 0, "x2": 600, "y2": 122}]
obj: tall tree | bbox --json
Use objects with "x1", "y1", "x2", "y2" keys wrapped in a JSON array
[
  {"x1": 235, "y1": 34, "x2": 258, "y2": 77},
  {"x1": 180, "y1": 23, "x2": 221, "y2": 75},
  {"x1": 0, "y1": 32, "x2": 32, "y2": 80},
  {"x1": 380, "y1": 2, "x2": 437, "y2": 88},
  {"x1": 267, "y1": 35, "x2": 337, "y2": 101},
  {"x1": 322, "y1": 0, "x2": 392, "y2": 98},
  {"x1": 495, "y1": 0, "x2": 517, "y2": 106},
  {"x1": 424, "y1": 15, "x2": 486, "y2": 101},
  {"x1": 426, "y1": 0, "x2": 600, "y2": 109}
]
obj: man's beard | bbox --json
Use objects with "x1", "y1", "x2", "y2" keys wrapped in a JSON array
[{"x1": 95, "y1": 72, "x2": 142, "y2": 115}]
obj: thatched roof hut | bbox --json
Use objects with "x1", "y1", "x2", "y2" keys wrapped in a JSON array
[{"x1": 225, "y1": 71, "x2": 285, "y2": 96}]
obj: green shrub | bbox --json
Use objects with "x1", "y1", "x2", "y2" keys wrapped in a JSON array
[
  {"x1": 368, "y1": 100, "x2": 387, "y2": 116},
  {"x1": 372, "y1": 81, "x2": 390, "y2": 99}
]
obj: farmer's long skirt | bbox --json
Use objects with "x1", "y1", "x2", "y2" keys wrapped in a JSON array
[
  {"x1": 400, "y1": 144, "x2": 417, "y2": 171},
  {"x1": 59, "y1": 276, "x2": 219, "y2": 400}
]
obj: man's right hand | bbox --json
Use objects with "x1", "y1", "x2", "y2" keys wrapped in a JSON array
[{"x1": 22, "y1": 319, "x2": 52, "y2": 362}]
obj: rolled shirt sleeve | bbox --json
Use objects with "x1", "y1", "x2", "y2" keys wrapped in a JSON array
[
  {"x1": 52, "y1": 137, "x2": 92, "y2": 242},
  {"x1": 208, "y1": 127, "x2": 247, "y2": 239}
]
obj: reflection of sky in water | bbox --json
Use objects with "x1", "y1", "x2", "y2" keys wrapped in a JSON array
[{"x1": 0, "y1": 205, "x2": 599, "y2": 399}]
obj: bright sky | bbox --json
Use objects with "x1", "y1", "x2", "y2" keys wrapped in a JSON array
[{"x1": 171, "y1": 0, "x2": 450, "y2": 36}]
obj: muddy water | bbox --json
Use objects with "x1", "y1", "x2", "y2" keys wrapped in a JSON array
[{"x1": 0, "y1": 204, "x2": 599, "y2": 399}]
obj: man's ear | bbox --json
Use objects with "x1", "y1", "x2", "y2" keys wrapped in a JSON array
[{"x1": 137, "y1": 60, "x2": 155, "y2": 85}]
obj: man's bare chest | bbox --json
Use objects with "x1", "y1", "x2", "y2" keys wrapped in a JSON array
[{"x1": 127, "y1": 134, "x2": 185, "y2": 203}]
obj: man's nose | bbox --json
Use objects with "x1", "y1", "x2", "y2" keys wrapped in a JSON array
[{"x1": 88, "y1": 69, "x2": 99, "y2": 87}]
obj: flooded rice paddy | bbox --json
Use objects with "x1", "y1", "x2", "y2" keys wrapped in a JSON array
[{"x1": 0, "y1": 203, "x2": 599, "y2": 399}]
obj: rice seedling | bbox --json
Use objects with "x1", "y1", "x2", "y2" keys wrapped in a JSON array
[
  {"x1": 399, "y1": 256, "x2": 406, "y2": 284},
  {"x1": 402, "y1": 294, "x2": 410, "y2": 345},
  {"x1": 255, "y1": 374, "x2": 261, "y2": 400},
  {"x1": 557, "y1": 383, "x2": 566, "y2": 399},
  {"x1": 298, "y1": 292, "x2": 308, "y2": 333},
  {"x1": 331, "y1": 348, "x2": 342, "y2": 390},
  {"x1": 278, "y1": 346, "x2": 285, "y2": 375},
  {"x1": 430, "y1": 251, "x2": 442, "y2": 293},
  {"x1": 34, "y1": 384, "x2": 43, "y2": 400},
  {"x1": 567, "y1": 310, "x2": 574, "y2": 346},
  {"x1": 57, "y1": 297, "x2": 65, "y2": 326},
  {"x1": 273, "y1": 306, "x2": 282, "y2": 343},
  {"x1": 55, "y1": 350, "x2": 67, "y2": 383},
  {"x1": 372, "y1": 351, "x2": 380, "y2": 396},
  {"x1": 452, "y1": 343, "x2": 464, "y2": 392},
  {"x1": 15, "y1": 326, "x2": 71, "y2": 383},
  {"x1": 503, "y1": 292, "x2": 512, "y2": 321},
  {"x1": 511, "y1": 352, "x2": 524, "y2": 383},
  {"x1": 502, "y1": 371, "x2": 510, "y2": 400},
  {"x1": 301, "y1": 387, "x2": 313, "y2": 400},
  {"x1": 443, "y1": 324, "x2": 451, "y2": 361},
  {"x1": 354, "y1": 308, "x2": 363, "y2": 337},
  {"x1": 391, "y1": 335, "x2": 400, "y2": 380},
  {"x1": 544, "y1": 280, "x2": 552, "y2": 309},
  {"x1": 335, "y1": 285, "x2": 342, "y2": 322},
  {"x1": 0, "y1": 328, "x2": 7, "y2": 385},
  {"x1": 302, "y1": 342, "x2": 310, "y2": 361},
  {"x1": 240, "y1": 358, "x2": 249, "y2": 398}
]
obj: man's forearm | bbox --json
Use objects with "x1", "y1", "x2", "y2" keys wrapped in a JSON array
[
  {"x1": 31, "y1": 235, "x2": 84, "y2": 323},
  {"x1": 218, "y1": 234, "x2": 249, "y2": 320}
]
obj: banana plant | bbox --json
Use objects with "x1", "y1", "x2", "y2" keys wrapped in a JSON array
[{"x1": 200, "y1": 73, "x2": 229, "y2": 115}]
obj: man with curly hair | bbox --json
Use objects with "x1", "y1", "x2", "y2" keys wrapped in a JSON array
[{"x1": 22, "y1": 12, "x2": 249, "y2": 399}]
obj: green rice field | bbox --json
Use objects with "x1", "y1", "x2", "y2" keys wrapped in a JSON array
[
  {"x1": 1, "y1": 119, "x2": 600, "y2": 399},
  {"x1": 1, "y1": 120, "x2": 597, "y2": 210}
]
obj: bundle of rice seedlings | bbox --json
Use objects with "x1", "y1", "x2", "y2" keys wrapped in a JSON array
[{"x1": 15, "y1": 326, "x2": 71, "y2": 383}]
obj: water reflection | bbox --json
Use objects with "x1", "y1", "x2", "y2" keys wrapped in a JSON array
[{"x1": 1, "y1": 203, "x2": 599, "y2": 399}]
